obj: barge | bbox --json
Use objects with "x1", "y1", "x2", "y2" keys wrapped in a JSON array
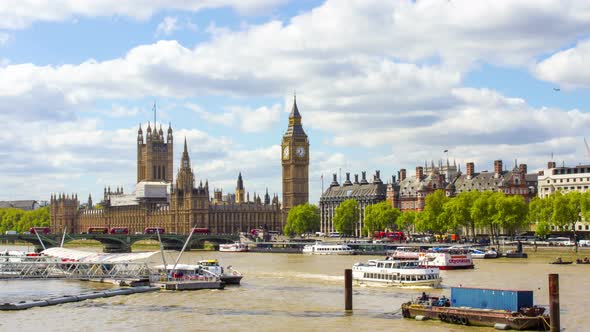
[{"x1": 401, "y1": 287, "x2": 550, "y2": 330}]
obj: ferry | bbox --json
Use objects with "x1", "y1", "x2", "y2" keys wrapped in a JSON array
[
  {"x1": 389, "y1": 246, "x2": 421, "y2": 260},
  {"x1": 219, "y1": 242, "x2": 249, "y2": 252},
  {"x1": 197, "y1": 259, "x2": 243, "y2": 285},
  {"x1": 302, "y1": 243, "x2": 354, "y2": 255},
  {"x1": 418, "y1": 248, "x2": 474, "y2": 270},
  {"x1": 352, "y1": 259, "x2": 441, "y2": 288}
]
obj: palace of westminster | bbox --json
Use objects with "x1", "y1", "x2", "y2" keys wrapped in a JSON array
[{"x1": 50, "y1": 98, "x2": 310, "y2": 234}]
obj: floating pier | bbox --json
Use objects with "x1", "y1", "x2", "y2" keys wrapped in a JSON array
[
  {"x1": 0, "y1": 286, "x2": 159, "y2": 311},
  {"x1": 153, "y1": 280, "x2": 225, "y2": 291}
]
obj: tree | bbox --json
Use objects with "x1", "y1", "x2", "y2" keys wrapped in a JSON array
[
  {"x1": 528, "y1": 196, "x2": 554, "y2": 238},
  {"x1": 420, "y1": 190, "x2": 450, "y2": 236},
  {"x1": 552, "y1": 191, "x2": 582, "y2": 250},
  {"x1": 333, "y1": 199, "x2": 359, "y2": 236},
  {"x1": 443, "y1": 191, "x2": 479, "y2": 238},
  {"x1": 283, "y1": 204, "x2": 320, "y2": 236},
  {"x1": 471, "y1": 191, "x2": 499, "y2": 243},
  {"x1": 362, "y1": 201, "x2": 401, "y2": 237},
  {"x1": 494, "y1": 194, "x2": 528, "y2": 236},
  {"x1": 397, "y1": 210, "x2": 419, "y2": 233}
]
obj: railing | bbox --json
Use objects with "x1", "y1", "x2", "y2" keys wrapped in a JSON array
[{"x1": 0, "y1": 258, "x2": 151, "y2": 280}]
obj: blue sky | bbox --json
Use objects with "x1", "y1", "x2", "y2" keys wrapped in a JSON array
[{"x1": 1, "y1": 0, "x2": 590, "y2": 204}]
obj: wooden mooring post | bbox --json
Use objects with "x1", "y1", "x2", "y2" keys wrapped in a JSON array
[
  {"x1": 345, "y1": 269, "x2": 352, "y2": 311},
  {"x1": 549, "y1": 273, "x2": 560, "y2": 332}
]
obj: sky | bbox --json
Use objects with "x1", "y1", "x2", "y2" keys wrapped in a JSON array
[{"x1": 2, "y1": 0, "x2": 590, "y2": 205}]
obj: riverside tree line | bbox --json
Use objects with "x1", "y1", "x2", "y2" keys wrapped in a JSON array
[
  {"x1": 0, "y1": 206, "x2": 50, "y2": 234},
  {"x1": 284, "y1": 190, "x2": 590, "y2": 241}
]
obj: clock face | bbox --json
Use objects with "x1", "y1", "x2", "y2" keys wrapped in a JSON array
[
  {"x1": 283, "y1": 146, "x2": 290, "y2": 159},
  {"x1": 296, "y1": 146, "x2": 306, "y2": 158}
]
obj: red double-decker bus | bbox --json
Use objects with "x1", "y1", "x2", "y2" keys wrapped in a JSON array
[
  {"x1": 144, "y1": 227, "x2": 165, "y2": 234},
  {"x1": 87, "y1": 227, "x2": 109, "y2": 234},
  {"x1": 109, "y1": 227, "x2": 129, "y2": 235},
  {"x1": 29, "y1": 227, "x2": 51, "y2": 235},
  {"x1": 191, "y1": 228, "x2": 210, "y2": 235}
]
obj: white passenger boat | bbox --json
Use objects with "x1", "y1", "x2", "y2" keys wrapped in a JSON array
[
  {"x1": 302, "y1": 243, "x2": 354, "y2": 255},
  {"x1": 352, "y1": 259, "x2": 441, "y2": 288},
  {"x1": 389, "y1": 246, "x2": 422, "y2": 260},
  {"x1": 197, "y1": 259, "x2": 243, "y2": 285},
  {"x1": 219, "y1": 242, "x2": 249, "y2": 252},
  {"x1": 469, "y1": 248, "x2": 498, "y2": 259},
  {"x1": 418, "y1": 248, "x2": 474, "y2": 270}
]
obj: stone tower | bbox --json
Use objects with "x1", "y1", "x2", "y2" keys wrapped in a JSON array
[
  {"x1": 236, "y1": 172, "x2": 245, "y2": 204},
  {"x1": 137, "y1": 118, "x2": 173, "y2": 183},
  {"x1": 50, "y1": 193, "x2": 79, "y2": 233},
  {"x1": 281, "y1": 95, "x2": 309, "y2": 213}
]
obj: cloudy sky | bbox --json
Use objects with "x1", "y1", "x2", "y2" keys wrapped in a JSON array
[{"x1": 2, "y1": 0, "x2": 590, "y2": 204}]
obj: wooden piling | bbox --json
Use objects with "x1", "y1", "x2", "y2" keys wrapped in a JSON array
[
  {"x1": 345, "y1": 269, "x2": 352, "y2": 311},
  {"x1": 549, "y1": 273, "x2": 560, "y2": 332}
]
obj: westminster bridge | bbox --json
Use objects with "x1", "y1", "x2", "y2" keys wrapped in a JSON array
[{"x1": 0, "y1": 233, "x2": 239, "y2": 253}]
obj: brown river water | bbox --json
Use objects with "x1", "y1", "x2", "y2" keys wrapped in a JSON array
[{"x1": 0, "y1": 245, "x2": 588, "y2": 332}]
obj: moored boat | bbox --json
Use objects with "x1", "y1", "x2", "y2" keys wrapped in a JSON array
[
  {"x1": 197, "y1": 259, "x2": 243, "y2": 285},
  {"x1": 219, "y1": 242, "x2": 249, "y2": 252},
  {"x1": 389, "y1": 246, "x2": 421, "y2": 260},
  {"x1": 352, "y1": 259, "x2": 441, "y2": 288},
  {"x1": 418, "y1": 248, "x2": 474, "y2": 270},
  {"x1": 302, "y1": 243, "x2": 354, "y2": 255},
  {"x1": 469, "y1": 248, "x2": 498, "y2": 259},
  {"x1": 401, "y1": 287, "x2": 550, "y2": 331}
]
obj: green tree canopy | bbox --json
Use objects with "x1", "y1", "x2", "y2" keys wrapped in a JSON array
[
  {"x1": 362, "y1": 201, "x2": 401, "y2": 237},
  {"x1": 283, "y1": 203, "x2": 320, "y2": 236},
  {"x1": 396, "y1": 210, "x2": 420, "y2": 233},
  {"x1": 419, "y1": 190, "x2": 450, "y2": 235},
  {"x1": 333, "y1": 199, "x2": 359, "y2": 236},
  {"x1": 494, "y1": 194, "x2": 528, "y2": 236},
  {"x1": 0, "y1": 206, "x2": 50, "y2": 234}
]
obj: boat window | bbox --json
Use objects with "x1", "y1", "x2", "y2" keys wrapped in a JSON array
[{"x1": 385, "y1": 263, "x2": 392, "y2": 268}]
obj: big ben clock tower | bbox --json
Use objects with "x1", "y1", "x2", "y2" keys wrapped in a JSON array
[{"x1": 282, "y1": 95, "x2": 309, "y2": 214}]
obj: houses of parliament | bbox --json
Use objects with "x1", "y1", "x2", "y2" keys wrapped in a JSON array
[{"x1": 50, "y1": 98, "x2": 309, "y2": 234}]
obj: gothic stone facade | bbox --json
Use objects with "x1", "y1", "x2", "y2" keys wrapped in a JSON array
[{"x1": 52, "y1": 128, "x2": 284, "y2": 235}]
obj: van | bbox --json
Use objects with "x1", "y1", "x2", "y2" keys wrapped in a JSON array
[{"x1": 579, "y1": 240, "x2": 590, "y2": 247}]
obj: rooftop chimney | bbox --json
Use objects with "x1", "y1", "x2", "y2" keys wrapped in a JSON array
[
  {"x1": 354, "y1": 174, "x2": 359, "y2": 184},
  {"x1": 360, "y1": 171, "x2": 369, "y2": 185},
  {"x1": 416, "y1": 166, "x2": 424, "y2": 180},
  {"x1": 494, "y1": 160, "x2": 502, "y2": 178},
  {"x1": 466, "y1": 162, "x2": 475, "y2": 179},
  {"x1": 330, "y1": 173, "x2": 339, "y2": 187},
  {"x1": 344, "y1": 172, "x2": 352, "y2": 186},
  {"x1": 519, "y1": 163, "x2": 527, "y2": 175},
  {"x1": 548, "y1": 161, "x2": 556, "y2": 169},
  {"x1": 400, "y1": 169, "x2": 407, "y2": 181}
]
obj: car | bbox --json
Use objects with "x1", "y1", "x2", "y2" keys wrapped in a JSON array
[
  {"x1": 578, "y1": 240, "x2": 590, "y2": 247},
  {"x1": 548, "y1": 237, "x2": 574, "y2": 246}
]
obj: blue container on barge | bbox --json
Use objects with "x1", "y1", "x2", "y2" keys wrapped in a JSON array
[{"x1": 451, "y1": 287, "x2": 533, "y2": 312}]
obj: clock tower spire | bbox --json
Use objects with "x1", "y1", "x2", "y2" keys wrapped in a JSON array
[{"x1": 281, "y1": 94, "x2": 309, "y2": 215}]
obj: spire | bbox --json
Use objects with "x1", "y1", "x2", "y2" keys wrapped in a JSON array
[
  {"x1": 289, "y1": 92, "x2": 301, "y2": 119},
  {"x1": 237, "y1": 172, "x2": 244, "y2": 190},
  {"x1": 147, "y1": 121, "x2": 151, "y2": 132},
  {"x1": 181, "y1": 137, "x2": 191, "y2": 168},
  {"x1": 138, "y1": 123, "x2": 143, "y2": 134},
  {"x1": 167, "y1": 122, "x2": 172, "y2": 133},
  {"x1": 264, "y1": 187, "x2": 270, "y2": 205}
]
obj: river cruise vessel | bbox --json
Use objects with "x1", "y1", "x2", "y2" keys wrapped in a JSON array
[
  {"x1": 389, "y1": 246, "x2": 421, "y2": 260},
  {"x1": 352, "y1": 259, "x2": 441, "y2": 288},
  {"x1": 302, "y1": 243, "x2": 354, "y2": 255},
  {"x1": 418, "y1": 248, "x2": 474, "y2": 270},
  {"x1": 219, "y1": 242, "x2": 249, "y2": 252}
]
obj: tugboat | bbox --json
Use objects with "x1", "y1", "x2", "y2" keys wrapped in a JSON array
[{"x1": 401, "y1": 287, "x2": 550, "y2": 330}]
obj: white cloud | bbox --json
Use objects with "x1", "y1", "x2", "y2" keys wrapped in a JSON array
[
  {"x1": 190, "y1": 103, "x2": 281, "y2": 133},
  {"x1": 155, "y1": 16, "x2": 179, "y2": 36},
  {"x1": 534, "y1": 40, "x2": 590, "y2": 89},
  {"x1": 0, "y1": 0, "x2": 288, "y2": 30}
]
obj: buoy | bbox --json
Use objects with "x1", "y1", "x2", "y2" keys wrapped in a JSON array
[{"x1": 494, "y1": 323, "x2": 509, "y2": 330}]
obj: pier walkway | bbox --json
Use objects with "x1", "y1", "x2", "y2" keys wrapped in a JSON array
[{"x1": 0, "y1": 259, "x2": 151, "y2": 282}]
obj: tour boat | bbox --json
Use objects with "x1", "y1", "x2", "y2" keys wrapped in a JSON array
[
  {"x1": 302, "y1": 243, "x2": 354, "y2": 255},
  {"x1": 389, "y1": 246, "x2": 421, "y2": 260},
  {"x1": 352, "y1": 259, "x2": 441, "y2": 288},
  {"x1": 418, "y1": 248, "x2": 474, "y2": 270},
  {"x1": 219, "y1": 242, "x2": 249, "y2": 252},
  {"x1": 197, "y1": 259, "x2": 243, "y2": 285}
]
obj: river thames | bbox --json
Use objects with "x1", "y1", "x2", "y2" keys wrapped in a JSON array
[{"x1": 1, "y1": 246, "x2": 588, "y2": 331}]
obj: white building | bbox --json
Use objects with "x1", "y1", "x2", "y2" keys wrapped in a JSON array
[{"x1": 537, "y1": 161, "x2": 590, "y2": 232}]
